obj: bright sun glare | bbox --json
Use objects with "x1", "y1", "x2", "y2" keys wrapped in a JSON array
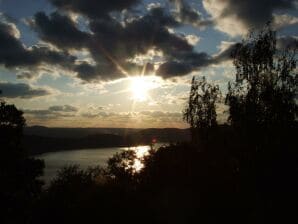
[
  {"x1": 130, "y1": 76, "x2": 156, "y2": 102},
  {"x1": 131, "y1": 145, "x2": 151, "y2": 172}
]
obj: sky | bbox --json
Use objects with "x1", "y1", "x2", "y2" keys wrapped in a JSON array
[{"x1": 0, "y1": 0, "x2": 297, "y2": 128}]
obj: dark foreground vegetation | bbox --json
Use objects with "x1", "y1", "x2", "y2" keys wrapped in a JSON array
[{"x1": 1, "y1": 26, "x2": 297, "y2": 224}]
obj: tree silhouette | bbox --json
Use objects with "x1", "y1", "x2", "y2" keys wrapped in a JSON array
[
  {"x1": 225, "y1": 25, "x2": 297, "y2": 148},
  {"x1": 106, "y1": 150, "x2": 138, "y2": 188},
  {"x1": 183, "y1": 76, "x2": 221, "y2": 142},
  {"x1": 0, "y1": 97, "x2": 44, "y2": 223},
  {"x1": 0, "y1": 100, "x2": 25, "y2": 150},
  {"x1": 223, "y1": 26, "x2": 298, "y2": 222}
]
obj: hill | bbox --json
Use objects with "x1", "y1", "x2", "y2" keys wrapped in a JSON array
[{"x1": 23, "y1": 127, "x2": 191, "y2": 155}]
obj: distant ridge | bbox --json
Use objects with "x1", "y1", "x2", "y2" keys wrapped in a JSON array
[
  {"x1": 23, "y1": 126, "x2": 191, "y2": 155},
  {"x1": 24, "y1": 126, "x2": 141, "y2": 138}
]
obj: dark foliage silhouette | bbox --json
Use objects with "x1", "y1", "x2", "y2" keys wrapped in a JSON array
[
  {"x1": 0, "y1": 98, "x2": 44, "y2": 224},
  {"x1": 224, "y1": 25, "x2": 298, "y2": 222},
  {"x1": 225, "y1": 25, "x2": 297, "y2": 149},
  {"x1": 183, "y1": 76, "x2": 221, "y2": 142}
]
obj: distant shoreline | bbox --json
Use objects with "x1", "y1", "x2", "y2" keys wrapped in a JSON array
[
  {"x1": 23, "y1": 126, "x2": 190, "y2": 156},
  {"x1": 29, "y1": 143, "x2": 152, "y2": 156}
]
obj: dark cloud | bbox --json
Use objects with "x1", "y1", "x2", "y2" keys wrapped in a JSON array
[
  {"x1": 17, "y1": 71, "x2": 36, "y2": 80},
  {"x1": 157, "y1": 52, "x2": 211, "y2": 78},
  {"x1": 0, "y1": 21, "x2": 76, "y2": 68},
  {"x1": 80, "y1": 112, "x2": 99, "y2": 118},
  {"x1": 156, "y1": 42, "x2": 242, "y2": 77},
  {"x1": 0, "y1": 21, "x2": 29, "y2": 66},
  {"x1": 50, "y1": 0, "x2": 139, "y2": 19},
  {"x1": 80, "y1": 7, "x2": 196, "y2": 79},
  {"x1": 2, "y1": 0, "x2": 296, "y2": 82},
  {"x1": 221, "y1": 0, "x2": 296, "y2": 28},
  {"x1": 33, "y1": 11, "x2": 89, "y2": 49},
  {"x1": 49, "y1": 105, "x2": 78, "y2": 112},
  {"x1": 24, "y1": 109, "x2": 57, "y2": 118},
  {"x1": 86, "y1": 7, "x2": 184, "y2": 61},
  {"x1": 172, "y1": 51, "x2": 210, "y2": 66},
  {"x1": 24, "y1": 109, "x2": 76, "y2": 118},
  {"x1": 157, "y1": 61, "x2": 192, "y2": 78},
  {"x1": 74, "y1": 62, "x2": 98, "y2": 82},
  {"x1": 25, "y1": 105, "x2": 78, "y2": 118},
  {"x1": 32, "y1": 6, "x2": 196, "y2": 80},
  {"x1": 74, "y1": 61, "x2": 131, "y2": 82},
  {"x1": 170, "y1": 0, "x2": 213, "y2": 27},
  {"x1": 0, "y1": 2, "x2": 229, "y2": 80},
  {"x1": 0, "y1": 9, "x2": 238, "y2": 80},
  {"x1": 0, "y1": 82, "x2": 51, "y2": 98},
  {"x1": 203, "y1": 0, "x2": 297, "y2": 35}
]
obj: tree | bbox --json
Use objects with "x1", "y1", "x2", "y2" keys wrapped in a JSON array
[
  {"x1": 106, "y1": 150, "x2": 138, "y2": 187},
  {"x1": 183, "y1": 76, "x2": 221, "y2": 142},
  {"x1": 0, "y1": 98, "x2": 44, "y2": 223},
  {"x1": 225, "y1": 25, "x2": 297, "y2": 147},
  {"x1": 0, "y1": 100, "x2": 25, "y2": 152}
]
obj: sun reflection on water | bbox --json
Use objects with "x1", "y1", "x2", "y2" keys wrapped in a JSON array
[{"x1": 127, "y1": 145, "x2": 151, "y2": 172}]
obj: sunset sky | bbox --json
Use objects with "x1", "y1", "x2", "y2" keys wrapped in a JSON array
[{"x1": 0, "y1": 0, "x2": 297, "y2": 128}]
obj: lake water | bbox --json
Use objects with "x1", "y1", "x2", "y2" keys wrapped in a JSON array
[{"x1": 36, "y1": 144, "x2": 166, "y2": 184}]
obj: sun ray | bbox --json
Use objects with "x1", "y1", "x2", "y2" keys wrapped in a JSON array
[{"x1": 94, "y1": 41, "x2": 129, "y2": 77}]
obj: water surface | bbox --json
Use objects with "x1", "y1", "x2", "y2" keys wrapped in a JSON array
[{"x1": 36, "y1": 144, "x2": 165, "y2": 184}]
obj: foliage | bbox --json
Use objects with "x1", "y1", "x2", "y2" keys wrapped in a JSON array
[
  {"x1": 225, "y1": 25, "x2": 297, "y2": 138},
  {"x1": 106, "y1": 150, "x2": 137, "y2": 182},
  {"x1": 0, "y1": 99, "x2": 44, "y2": 224},
  {"x1": 183, "y1": 76, "x2": 221, "y2": 141},
  {"x1": 0, "y1": 100, "x2": 26, "y2": 151}
]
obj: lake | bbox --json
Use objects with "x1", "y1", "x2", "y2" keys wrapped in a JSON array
[{"x1": 36, "y1": 143, "x2": 166, "y2": 184}]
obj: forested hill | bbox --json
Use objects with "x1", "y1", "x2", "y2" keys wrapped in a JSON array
[{"x1": 23, "y1": 126, "x2": 191, "y2": 155}]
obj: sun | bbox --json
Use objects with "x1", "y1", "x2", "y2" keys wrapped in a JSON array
[
  {"x1": 129, "y1": 76, "x2": 161, "y2": 102},
  {"x1": 130, "y1": 76, "x2": 151, "y2": 101}
]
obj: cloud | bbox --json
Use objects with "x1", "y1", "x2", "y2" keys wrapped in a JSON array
[
  {"x1": 0, "y1": 21, "x2": 76, "y2": 68},
  {"x1": 16, "y1": 71, "x2": 36, "y2": 80},
  {"x1": 24, "y1": 109, "x2": 57, "y2": 118},
  {"x1": 79, "y1": 110, "x2": 183, "y2": 126},
  {"x1": 185, "y1": 34, "x2": 200, "y2": 46},
  {"x1": 0, "y1": 82, "x2": 51, "y2": 98},
  {"x1": 156, "y1": 61, "x2": 193, "y2": 78},
  {"x1": 49, "y1": 105, "x2": 78, "y2": 112},
  {"x1": 24, "y1": 105, "x2": 78, "y2": 119},
  {"x1": 25, "y1": 109, "x2": 187, "y2": 128},
  {"x1": 31, "y1": 6, "x2": 199, "y2": 80},
  {"x1": 170, "y1": 0, "x2": 213, "y2": 27},
  {"x1": 49, "y1": 0, "x2": 139, "y2": 19},
  {"x1": 203, "y1": 0, "x2": 298, "y2": 36},
  {"x1": 156, "y1": 49, "x2": 232, "y2": 78},
  {"x1": 140, "y1": 110, "x2": 181, "y2": 118},
  {"x1": 0, "y1": 1, "x2": 240, "y2": 80},
  {"x1": 212, "y1": 41, "x2": 239, "y2": 63},
  {"x1": 33, "y1": 11, "x2": 89, "y2": 49},
  {"x1": 1, "y1": 0, "x2": 296, "y2": 82},
  {"x1": 277, "y1": 36, "x2": 298, "y2": 49},
  {"x1": 0, "y1": 8, "x2": 237, "y2": 81},
  {"x1": 273, "y1": 14, "x2": 298, "y2": 29},
  {"x1": 80, "y1": 109, "x2": 114, "y2": 118}
]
